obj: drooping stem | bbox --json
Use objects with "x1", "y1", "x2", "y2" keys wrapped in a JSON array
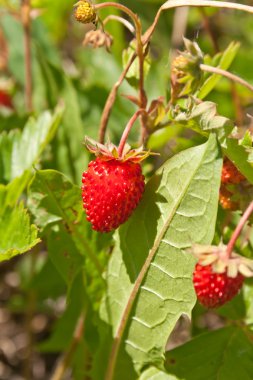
[
  {"x1": 200, "y1": 64, "x2": 253, "y2": 93},
  {"x1": 51, "y1": 315, "x2": 85, "y2": 380},
  {"x1": 227, "y1": 201, "x2": 253, "y2": 257},
  {"x1": 118, "y1": 109, "x2": 146, "y2": 157},
  {"x1": 99, "y1": 52, "x2": 136, "y2": 144},
  {"x1": 143, "y1": 0, "x2": 253, "y2": 46},
  {"x1": 103, "y1": 15, "x2": 135, "y2": 34},
  {"x1": 95, "y1": 2, "x2": 147, "y2": 143},
  {"x1": 21, "y1": 0, "x2": 33, "y2": 112},
  {"x1": 95, "y1": 2, "x2": 139, "y2": 26}
]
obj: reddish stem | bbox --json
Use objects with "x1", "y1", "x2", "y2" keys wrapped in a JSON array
[
  {"x1": 118, "y1": 109, "x2": 145, "y2": 157},
  {"x1": 95, "y1": 2, "x2": 147, "y2": 145},
  {"x1": 226, "y1": 201, "x2": 253, "y2": 257},
  {"x1": 99, "y1": 52, "x2": 136, "y2": 144}
]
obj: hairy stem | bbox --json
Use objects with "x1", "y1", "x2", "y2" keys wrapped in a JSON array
[
  {"x1": 227, "y1": 201, "x2": 253, "y2": 257},
  {"x1": 103, "y1": 15, "x2": 135, "y2": 34},
  {"x1": 95, "y1": 2, "x2": 147, "y2": 143},
  {"x1": 118, "y1": 109, "x2": 145, "y2": 157},
  {"x1": 51, "y1": 315, "x2": 85, "y2": 380},
  {"x1": 200, "y1": 64, "x2": 253, "y2": 93},
  {"x1": 99, "y1": 52, "x2": 136, "y2": 144},
  {"x1": 21, "y1": 0, "x2": 33, "y2": 112},
  {"x1": 95, "y1": 2, "x2": 139, "y2": 26}
]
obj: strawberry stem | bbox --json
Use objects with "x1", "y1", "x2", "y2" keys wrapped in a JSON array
[
  {"x1": 118, "y1": 109, "x2": 145, "y2": 157},
  {"x1": 200, "y1": 64, "x2": 253, "y2": 93},
  {"x1": 226, "y1": 201, "x2": 253, "y2": 257}
]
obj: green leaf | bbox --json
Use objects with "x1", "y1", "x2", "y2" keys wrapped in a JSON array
[
  {"x1": 198, "y1": 41, "x2": 240, "y2": 99},
  {"x1": 36, "y1": 50, "x2": 88, "y2": 182},
  {"x1": 122, "y1": 41, "x2": 151, "y2": 88},
  {"x1": 139, "y1": 367, "x2": 178, "y2": 380},
  {"x1": 0, "y1": 203, "x2": 40, "y2": 262},
  {"x1": 0, "y1": 107, "x2": 63, "y2": 184},
  {"x1": 28, "y1": 169, "x2": 82, "y2": 229},
  {"x1": 39, "y1": 272, "x2": 85, "y2": 352},
  {"x1": 28, "y1": 169, "x2": 104, "y2": 277},
  {"x1": 30, "y1": 256, "x2": 66, "y2": 300},
  {"x1": 174, "y1": 101, "x2": 233, "y2": 136},
  {"x1": 165, "y1": 326, "x2": 253, "y2": 380},
  {"x1": 95, "y1": 134, "x2": 222, "y2": 379},
  {"x1": 47, "y1": 225, "x2": 84, "y2": 286},
  {"x1": 242, "y1": 282, "x2": 253, "y2": 326},
  {"x1": 223, "y1": 137, "x2": 253, "y2": 185},
  {"x1": 239, "y1": 130, "x2": 253, "y2": 148},
  {"x1": 0, "y1": 171, "x2": 31, "y2": 208}
]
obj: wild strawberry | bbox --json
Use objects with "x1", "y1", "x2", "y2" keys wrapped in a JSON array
[
  {"x1": 0, "y1": 89, "x2": 13, "y2": 109},
  {"x1": 219, "y1": 158, "x2": 245, "y2": 210},
  {"x1": 74, "y1": 1, "x2": 97, "y2": 25},
  {"x1": 81, "y1": 138, "x2": 151, "y2": 233},
  {"x1": 221, "y1": 157, "x2": 245, "y2": 184},
  {"x1": 191, "y1": 244, "x2": 253, "y2": 308},
  {"x1": 193, "y1": 263, "x2": 244, "y2": 308}
]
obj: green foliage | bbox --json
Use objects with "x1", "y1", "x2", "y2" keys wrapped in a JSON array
[
  {"x1": 39, "y1": 272, "x2": 85, "y2": 352},
  {"x1": 139, "y1": 367, "x2": 177, "y2": 380},
  {"x1": 95, "y1": 134, "x2": 222, "y2": 379},
  {"x1": 165, "y1": 326, "x2": 253, "y2": 380},
  {"x1": 0, "y1": 107, "x2": 62, "y2": 183},
  {"x1": 172, "y1": 100, "x2": 233, "y2": 136},
  {"x1": 28, "y1": 170, "x2": 105, "y2": 284},
  {"x1": 1, "y1": 1, "x2": 253, "y2": 379},
  {"x1": 0, "y1": 203, "x2": 40, "y2": 262},
  {"x1": 198, "y1": 41, "x2": 240, "y2": 99},
  {"x1": 222, "y1": 136, "x2": 253, "y2": 184}
]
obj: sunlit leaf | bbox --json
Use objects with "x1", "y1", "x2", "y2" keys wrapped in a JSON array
[
  {"x1": 0, "y1": 107, "x2": 63, "y2": 184},
  {"x1": 198, "y1": 41, "x2": 240, "y2": 99},
  {"x1": 0, "y1": 203, "x2": 40, "y2": 262},
  {"x1": 94, "y1": 134, "x2": 222, "y2": 379}
]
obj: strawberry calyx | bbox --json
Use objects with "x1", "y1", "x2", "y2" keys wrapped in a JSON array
[
  {"x1": 84, "y1": 136, "x2": 157, "y2": 163},
  {"x1": 191, "y1": 244, "x2": 253, "y2": 278}
]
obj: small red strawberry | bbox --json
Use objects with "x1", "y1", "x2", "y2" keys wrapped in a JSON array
[
  {"x1": 82, "y1": 138, "x2": 150, "y2": 233},
  {"x1": 0, "y1": 89, "x2": 13, "y2": 109},
  {"x1": 193, "y1": 263, "x2": 244, "y2": 308},
  {"x1": 192, "y1": 244, "x2": 253, "y2": 308}
]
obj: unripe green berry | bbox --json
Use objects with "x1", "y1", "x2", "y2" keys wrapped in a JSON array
[{"x1": 74, "y1": 1, "x2": 97, "y2": 24}]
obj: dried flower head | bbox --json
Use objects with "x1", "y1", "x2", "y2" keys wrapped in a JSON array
[
  {"x1": 191, "y1": 244, "x2": 253, "y2": 278},
  {"x1": 83, "y1": 30, "x2": 113, "y2": 52}
]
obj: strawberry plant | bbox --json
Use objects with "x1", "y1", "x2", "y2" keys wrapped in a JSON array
[{"x1": 1, "y1": 1, "x2": 253, "y2": 379}]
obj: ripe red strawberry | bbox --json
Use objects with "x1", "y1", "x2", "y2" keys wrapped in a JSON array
[
  {"x1": 82, "y1": 158, "x2": 144, "y2": 232},
  {"x1": 81, "y1": 138, "x2": 151, "y2": 233},
  {"x1": 0, "y1": 89, "x2": 13, "y2": 109},
  {"x1": 193, "y1": 263, "x2": 244, "y2": 308}
]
